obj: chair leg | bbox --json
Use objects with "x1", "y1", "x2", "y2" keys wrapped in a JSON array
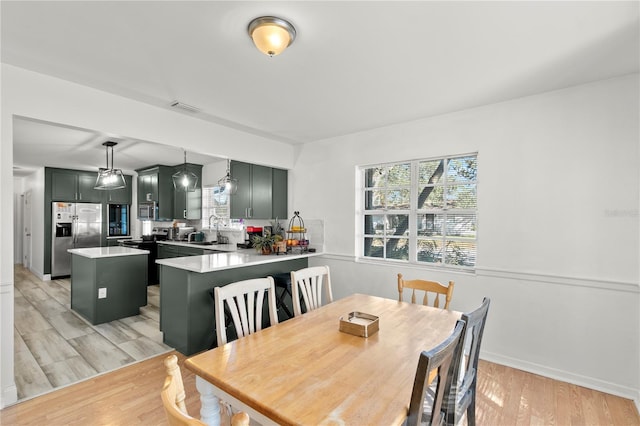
[{"x1": 467, "y1": 395, "x2": 476, "y2": 426}]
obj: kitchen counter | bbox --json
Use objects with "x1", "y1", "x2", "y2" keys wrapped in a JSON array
[
  {"x1": 158, "y1": 249, "x2": 321, "y2": 355},
  {"x1": 156, "y1": 249, "x2": 321, "y2": 273},
  {"x1": 68, "y1": 246, "x2": 149, "y2": 258},
  {"x1": 156, "y1": 240, "x2": 238, "y2": 252}
]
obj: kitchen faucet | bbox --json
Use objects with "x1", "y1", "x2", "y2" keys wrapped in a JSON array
[{"x1": 208, "y1": 213, "x2": 222, "y2": 243}]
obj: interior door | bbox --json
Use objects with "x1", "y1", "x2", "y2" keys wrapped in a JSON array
[{"x1": 22, "y1": 190, "x2": 32, "y2": 269}]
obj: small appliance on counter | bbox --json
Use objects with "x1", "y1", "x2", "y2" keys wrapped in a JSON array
[
  {"x1": 242, "y1": 226, "x2": 263, "y2": 248},
  {"x1": 176, "y1": 226, "x2": 195, "y2": 241}
]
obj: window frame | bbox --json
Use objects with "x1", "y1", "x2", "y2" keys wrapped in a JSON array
[
  {"x1": 357, "y1": 153, "x2": 478, "y2": 271},
  {"x1": 201, "y1": 184, "x2": 230, "y2": 229}
]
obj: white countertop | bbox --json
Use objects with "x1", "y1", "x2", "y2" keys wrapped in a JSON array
[
  {"x1": 157, "y1": 240, "x2": 238, "y2": 252},
  {"x1": 68, "y1": 246, "x2": 150, "y2": 259},
  {"x1": 156, "y1": 250, "x2": 322, "y2": 273}
]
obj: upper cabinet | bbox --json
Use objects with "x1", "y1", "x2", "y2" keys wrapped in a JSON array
[
  {"x1": 136, "y1": 165, "x2": 175, "y2": 220},
  {"x1": 230, "y1": 161, "x2": 288, "y2": 220},
  {"x1": 104, "y1": 175, "x2": 132, "y2": 204},
  {"x1": 173, "y1": 164, "x2": 203, "y2": 220},
  {"x1": 48, "y1": 167, "x2": 131, "y2": 204}
]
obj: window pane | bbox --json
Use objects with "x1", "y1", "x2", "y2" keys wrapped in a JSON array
[
  {"x1": 364, "y1": 215, "x2": 385, "y2": 235},
  {"x1": 387, "y1": 163, "x2": 411, "y2": 186},
  {"x1": 446, "y1": 214, "x2": 476, "y2": 238},
  {"x1": 386, "y1": 189, "x2": 410, "y2": 209},
  {"x1": 386, "y1": 214, "x2": 409, "y2": 236},
  {"x1": 445, "y1": 240, "x2": 476, "y2": 267},
  {"x1": 419, "y1": 160, "x2": 444, "y2": 185},
  {"x1": 417, "y1": 185, "x2": 444, "y2": 209},
  {"x1": 447, "y1": 156, "x2": 477, "y2": 182},
  {"x1": 386, "y1": 238, "x2": 409, "y2": 260},
  {"x1": 417, "y1": 239, "x2": 443, "y2": 264},
  {"x1": 446, "y1": 184, "x2": 477, "y2": 209},
  {"x1": 417, "y1": 214, "x2": 443, "y2": 237},
  {"x1": 364, "y1": 237, "x2": 384, "y2": 257},
  {"x1": 364, "y1": 167, "x2": 384, "y2": 188},
  {"x1": 364, "y1": 189, "x2": 385, "y2": 210}
]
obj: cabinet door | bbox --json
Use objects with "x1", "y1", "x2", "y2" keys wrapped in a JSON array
[
  {"x1": 77, "y1": 172, "x2": 102, "y2": 202},
  {"x1": 51, "y1": 169, "x2": 78, "y2": 201},
  {"x1": 230, "y1": 161, "x2": 252, "y2": 218},
  {"x1": 251, "y1": 164, "x2": 273, "y2": 219},
  {"x1": 272, "y1": 167, "x2": 288, "y2": 220},
  {"x1": 105, "y1": 175, "x2": 132, "y2": 204}
]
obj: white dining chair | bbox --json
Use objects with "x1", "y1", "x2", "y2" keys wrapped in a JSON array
[
  {"x1": 290, "y1": 265, "x2": 333, "y2": 316},
  {"x1": 214, "y1": 276, "x2": 278, "y2": 346}
]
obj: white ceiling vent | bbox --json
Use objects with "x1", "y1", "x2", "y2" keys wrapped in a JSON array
[{"x1": 170, "y1": 101, "x2": 201, "y2": 114}]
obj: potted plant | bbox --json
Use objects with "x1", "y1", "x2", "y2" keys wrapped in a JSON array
[
  {"x1": 252, "y1": 232, "x2": 276, "y2": 255},
  {"x1": 272, "y1": 234, "x2": 286, "y2": 254}
]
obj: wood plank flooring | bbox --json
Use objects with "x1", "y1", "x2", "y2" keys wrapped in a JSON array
[
  {"x1": 6, "y1": 266, "x2": 639, "y2": 425},
  {"x1": 13, "y1": 265, "x2": 172, "y2": 401},
  {"x1": 2, "y1": 353, "x2": 638, "y2": 425}
]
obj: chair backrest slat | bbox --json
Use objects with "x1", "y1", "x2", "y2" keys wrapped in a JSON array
[
  {"x1": 407, "y1": 320, "x2": 466, "y2": 426},
  {"x1": 214, "y1": 277, "x2": 278, "y2": 346},
  {"x1": 291, "y1": 266, "x2": 333, "y2": 316},
  {"x1": 442, "y1": 297, "x2": 491, "y2": 426},
  {"x1": 398, "y1": 273, "x2": 454, "y2": 310}
]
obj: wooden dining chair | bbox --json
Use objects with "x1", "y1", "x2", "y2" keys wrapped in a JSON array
[
  {"x1": 407, "y1": 320, "x2": 466, "y2": 426},
  {"x1": 442, "y1": 297, "x2": 491, "y2": 426},
  {"x1": 214, "y1": 276, "x2": 278, "y2": 346},
  {"x1": 162, "y1": 355, "x2": 250, "y2": 426},
  {"x1": 290, "y1": 265, "x2": 333, "y2": 316},
  {"x1": 397, "y1": 273, "x2": 455, "y2": 309}
]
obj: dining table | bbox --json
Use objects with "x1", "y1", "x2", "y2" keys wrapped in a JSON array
[{"x1": 185, "y1": 293, "x2": 461, "y2": 426}]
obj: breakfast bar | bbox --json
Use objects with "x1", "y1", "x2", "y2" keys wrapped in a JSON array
[
  {"x1": 68, "y1": 246, "x2": 149, "y2": 325},
  {"x1": 157, "y1": 250, "x2": 321, "y2": 355}
]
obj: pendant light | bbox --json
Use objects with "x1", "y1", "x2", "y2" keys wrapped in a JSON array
[
  {"x1": 217, "y1": 159, "x2": 237, "y2": 194},
  {"x1": 172, "y1": 149, "x2": 198, "y2": 192},
  {"x1": 248, "y1": 16, "x2": 296, "y2": 57},
  {"x1": 94, "y1": 141, "x2": 126, "y2": 190}
]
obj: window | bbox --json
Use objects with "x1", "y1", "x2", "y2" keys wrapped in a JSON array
[
  {"x1": 360, "y1": 154, "x2": 477, "y2": 269},
  {"x1": 201, "y1": 185, "x2": 230, "y2": 228}
]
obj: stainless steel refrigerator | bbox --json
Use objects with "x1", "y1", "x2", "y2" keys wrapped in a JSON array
[{"x1": 52, "y1": 202, "x2": 102, "y2": 277}]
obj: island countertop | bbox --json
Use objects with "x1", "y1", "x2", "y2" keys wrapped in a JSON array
[
  {"x1": 156, "y1": 250, "x2": 322, "y2": 273},
  {"x1": 68, "y1": 246, "x2": 150, "y2": 258}
]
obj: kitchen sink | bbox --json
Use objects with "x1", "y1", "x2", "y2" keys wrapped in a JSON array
[{"x1": 188, "y1": 241, "x2": 216, "y2": 245}]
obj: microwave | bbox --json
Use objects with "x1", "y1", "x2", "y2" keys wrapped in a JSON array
[{"x1": 138, "y1": 202, "x2": 157, "y2": 220}]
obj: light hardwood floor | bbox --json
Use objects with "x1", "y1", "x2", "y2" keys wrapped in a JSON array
[
  {"x1": 13, "y1": 265, "x2": 172, "y2": 401},
  {"x1": 2, "y1": 352, "x2": 638, "y2": 425},
  {"x1": 6, "y1": 266, "x2": 639, "y2": 424}
]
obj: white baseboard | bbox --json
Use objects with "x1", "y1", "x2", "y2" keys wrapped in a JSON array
[
  {"x1": 482, "y1": 350, "x2": 639, "y2": 403},
  {"x1": 1, "y1": 383, "x2": 18, "y2": 409}
]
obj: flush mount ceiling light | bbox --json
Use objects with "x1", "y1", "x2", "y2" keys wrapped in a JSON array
[
  {"x1": 217, "y1": 159, "x2": 238, "y2": 194},
  {"x1": 248, "y1": 16, "x2": 296, "y2": 57},
  {"x1": 172, "y1": 149, "x2": 198, "y2": 192},
  {"x1": 94, "y1": 141, "x2": 126, "y2": 190}
]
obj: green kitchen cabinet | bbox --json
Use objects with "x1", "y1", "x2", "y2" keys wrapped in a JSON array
[
  {"x1": 50, "y1": 168, "x2": 102, "y2": 202},
  {"x1": 136, "y1": 165, "x2": 174, "y2": 220},
  {"x1": 103, "y1": 174, "x2": 132, "y2": 204},
  {"x1": 230, "y1": 161, "x2": 287, "y2": 220},
  {"x1": 173, "y1": 164, "x2": 202, "y2": 220}
]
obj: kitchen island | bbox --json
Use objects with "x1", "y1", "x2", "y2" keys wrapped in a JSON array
[
  {"x1": 69, "y1": 246, "x2": 149, "y2": 325},
  {"x1": 157, "y1": 249, "x2": 321, "y2": 355}
]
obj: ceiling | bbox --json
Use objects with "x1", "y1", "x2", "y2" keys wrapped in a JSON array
[{"x1": 3, "y1": 1, "x2": 639, "y2": 176}]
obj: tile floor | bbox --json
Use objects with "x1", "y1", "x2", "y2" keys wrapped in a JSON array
[{"x1": 13, "y1": 265, "x2": 172, "y2": 401}]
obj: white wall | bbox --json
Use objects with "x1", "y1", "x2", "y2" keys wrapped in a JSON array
[{"x1": 299, "y1": 74, "x2": 640, "y2": 401}]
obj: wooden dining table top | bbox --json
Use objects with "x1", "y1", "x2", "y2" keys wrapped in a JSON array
[{"x1": 185, "y1": 293, "x2": 461, "y2": 426}]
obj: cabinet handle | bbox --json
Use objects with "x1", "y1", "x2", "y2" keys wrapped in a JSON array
[{"x1": 183, "y1": 209, "x2": 187, "y2": 219}]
